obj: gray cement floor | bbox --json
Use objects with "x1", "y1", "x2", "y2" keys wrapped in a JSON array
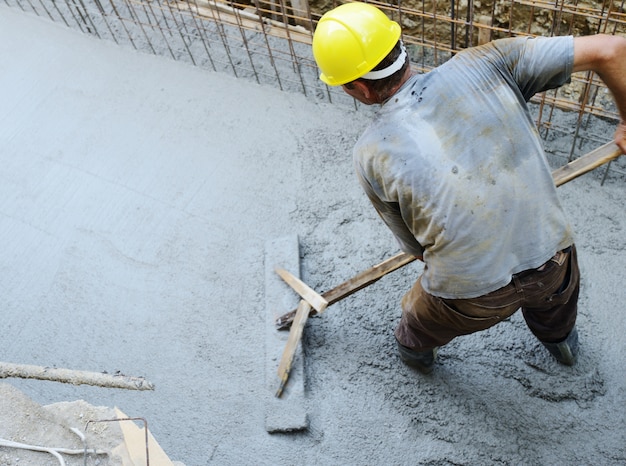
[{"x1": 1, "y1": 6, "x2": 625, "y2": 466}]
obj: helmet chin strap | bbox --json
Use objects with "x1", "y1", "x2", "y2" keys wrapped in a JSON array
[{"x1": 362, "y1": 42, "x2": 407, "y2": 80}]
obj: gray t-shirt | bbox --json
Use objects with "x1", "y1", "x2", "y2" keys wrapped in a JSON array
[{"x1": 354, "y1": 36, "x2": 575, "y2": 299}]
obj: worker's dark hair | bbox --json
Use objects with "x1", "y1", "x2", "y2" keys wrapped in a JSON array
[{"x1": 345, "y1": 41, "x2": 409, "y2": 97}]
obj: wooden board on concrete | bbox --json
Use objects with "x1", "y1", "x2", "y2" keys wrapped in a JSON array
[{"x1": 264, "y1": 235, "x2": 308, "y2": 433}]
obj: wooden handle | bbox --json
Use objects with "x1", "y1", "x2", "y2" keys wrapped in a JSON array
[
  {"x1": 552, "y1": 142, "x2": 622, "y2": 187},
  {"x1": 275, "y1": 252, "x2": 416, "y2": 329}
]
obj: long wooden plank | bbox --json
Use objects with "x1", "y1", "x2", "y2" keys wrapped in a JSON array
[
  {"x1": 275, "y1": 142, "x2": 622, "y2": 330},
  {"x1": 179, "y1": 0, "x2": 313, "y2": 45},
  {"x1": 552, "y1": 141, "x2": 621, "y2": 186}
]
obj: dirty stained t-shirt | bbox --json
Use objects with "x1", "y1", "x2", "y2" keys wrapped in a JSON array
[{"x1": 353, "y1": 36, "x2": 575, "y2": 299}]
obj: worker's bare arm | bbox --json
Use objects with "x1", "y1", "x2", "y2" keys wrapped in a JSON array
[{"x1": 573, "y1": 35, "x2": 626, "y2": 152}]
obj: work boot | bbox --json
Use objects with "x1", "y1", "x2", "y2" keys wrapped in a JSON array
[
  {"x1": 396, "y1": 339, "x2": 437, "y2": 374},
  {"x1": 541, "y1": 326, "x2": 579, "y2": 366}
]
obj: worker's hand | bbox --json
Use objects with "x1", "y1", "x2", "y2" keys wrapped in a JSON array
[{"x1": 615, "y1": 120, "x2": 626, "y2": 154}]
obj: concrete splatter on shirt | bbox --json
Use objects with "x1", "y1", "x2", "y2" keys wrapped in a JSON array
[{"x1": 354, "y1": 36, "x2": 575, "y2": 299}]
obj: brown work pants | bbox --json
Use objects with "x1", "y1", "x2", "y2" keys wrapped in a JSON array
[{"x1": 395, "y1": 246, "x2": 580, "y2": 351}]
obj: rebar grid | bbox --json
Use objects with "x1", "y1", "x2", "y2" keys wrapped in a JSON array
[{"x1": 3, "y1": 0, "x2": 625, "y2": 175}]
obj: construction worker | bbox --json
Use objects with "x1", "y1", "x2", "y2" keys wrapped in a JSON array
[{"x1": 312, "y1": 2, "x2": 626, "y2": 373}]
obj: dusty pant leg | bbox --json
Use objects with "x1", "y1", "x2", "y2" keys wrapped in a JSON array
[
  {"x1": 521, "y1": 246, "x2": 580, "y2": 343},
  {"x1": 395, "y1": 276, "x2": 519, "y2": 351}
]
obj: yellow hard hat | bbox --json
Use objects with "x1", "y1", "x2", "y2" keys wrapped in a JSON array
[{"x1": 312, "y1": 2, "x2": 402, "y2": 86}]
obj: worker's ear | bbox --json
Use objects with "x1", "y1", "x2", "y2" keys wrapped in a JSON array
[
  {"x1": 353, "y1": 80, "x2": 377, "y2": 101},
  {"x1": 342, "y1": 79, "x2": 380, "y2": 104}
]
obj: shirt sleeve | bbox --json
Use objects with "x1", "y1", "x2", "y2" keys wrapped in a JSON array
[
  {"x1": 476, "y1": 35, "x2": 575, "y2": 102},
  {"x1": 354, "y1": 163, "x2": 425, "y2": 258}
]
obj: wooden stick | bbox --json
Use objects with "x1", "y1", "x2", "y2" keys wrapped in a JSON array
[
  {"x1": 0, "y1": 362, "x2": 155, "y2": 391},
  {"x1": 275, "y1": 142, "x2": 622, "y2": 330},
  {"x1": 274, "y1": 270, "x2": 329, "y2": 396},
  {"x1": 275, "y1": 267, "x2": 328, "y2": 313},
  {"x1": 276, "y1": 300, "x2": 313, "y2": 397},
  {"x1": 274, "y1": 270, "x2": 329, "y2": 397},
  {"x1": 552, "y1": 141, "x2": 621, "y2": 186}
]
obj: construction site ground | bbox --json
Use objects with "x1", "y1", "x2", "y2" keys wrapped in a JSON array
[{"x1": 0, "y1": 6, "x2": 625, "y2": 465}]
